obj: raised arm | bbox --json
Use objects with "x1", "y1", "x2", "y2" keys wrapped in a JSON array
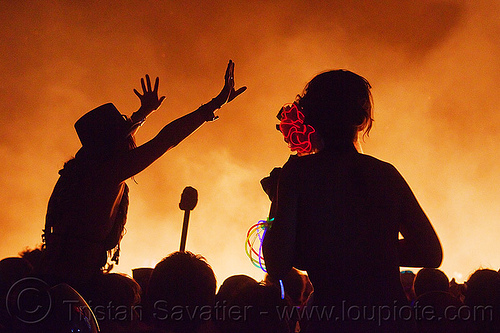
[{"x1": 115, "y1": 60, "x2": 246, "y2": 181}]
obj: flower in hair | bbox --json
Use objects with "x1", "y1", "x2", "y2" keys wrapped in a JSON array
[{"x1": 278, "y1": 103, "x2": 319, "y2": 155}]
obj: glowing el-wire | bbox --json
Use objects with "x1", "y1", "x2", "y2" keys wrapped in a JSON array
[
  {"x1": 279, "y1": 103, "x2": 316, "y2": 155},
  {"x1": 245, "y1": 218, "x2": 273, "y2": 272}
]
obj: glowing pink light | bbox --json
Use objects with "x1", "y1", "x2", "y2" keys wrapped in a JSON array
[{"x1": 279, "y1": 103, "x2": 316, "y2": 154}]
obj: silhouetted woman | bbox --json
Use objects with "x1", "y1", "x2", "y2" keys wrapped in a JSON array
[
  {"x1": 262, "y1": 70, "x2": 442, "y2": 332},
  {"x1": 39, "y1": 61, "x2": 245, "y2": 287}
]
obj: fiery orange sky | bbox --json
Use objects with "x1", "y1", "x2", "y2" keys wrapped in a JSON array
[{"x1": 1, "y1": 1, "x2": 499, "y2": 285}]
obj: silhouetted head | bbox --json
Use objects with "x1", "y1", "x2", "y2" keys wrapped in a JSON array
[
  {"x1": 0, "y1": 257, "x2": 33, "y2": 290},
  {"x1": 74, "y1": 103, "x2": 136, "y2": 158},
  {"x1": 296, "y1": 70, "x2": 373, "y2": 147},
  {"x1": 464, "y1": 269, "x2": 500, "y2": 307},
  {"x1": 19, "y1": 246, "x2": 43, "y2": 271},
  {"x1": 84, "y1": 272, "x2": 141, "y2": 307},
  {"x1": 216, "y1": 274, "x2": 259, "y2": 305},
  {"x1": 413, "y1": 268, "x2": 449, "y2": 298},
  {"x1": 216, "y1": 282, "x2": 289, "y2": 333},
  {"x1": 464, "y1": 269, "x2": 500, "y2": 331},
  {"x1": 0, "y1": 257, "x2": 33, "y2": 329},
  {"x1": 145, "y1": 251, "x2": 216, "y2": 333},
  {"x1": 80, "y1": 273, "x2": 141, "y2": 331}
]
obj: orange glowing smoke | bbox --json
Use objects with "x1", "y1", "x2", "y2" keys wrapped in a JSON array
[{"x1": 1, "y1": 1, "x2": 500, "y2": 285}]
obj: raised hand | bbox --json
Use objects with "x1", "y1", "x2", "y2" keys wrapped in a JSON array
[{"x1": 133, "y1": 75, "x2": 166, "y2": 120}]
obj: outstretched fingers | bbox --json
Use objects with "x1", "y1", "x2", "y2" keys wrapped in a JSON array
[
  {"x1": 153, "y1": 76, "x2": 160, "y2": 93},
  {"x1": 133, "y1": 88, "x2": 142, "y2": 98},
  {"x1": 227, "y1": 61, "x2": 245, "y2": 102},
  {"x1": 225, "y1": 60, "x2": 234, "y2": 81},
  {"x1": 146, "y1": 74, "x2": 152, "y2": 92},
  {"x1": 141, "y1": 77, "x2": 147, "y2": 94},
  {"x1": 134, "y1": 74, "x2": 166, "y2": 113}
]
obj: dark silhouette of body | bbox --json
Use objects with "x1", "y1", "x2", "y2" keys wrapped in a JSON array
[
  {"x1": 145, "y1": 251, "x2": 217, "y2": 333},
  {"x1": 412, "y1": 268, "x2": 467, "y2": 333},
  {"x1": 413, "y1": 268, "x2": 449, "y2": 298},
  {"x1": 215, "y1": 275, "x2": 289, "y2": 333},
  {"x1": 464, "y1": 269, "x2": 500, "y2": 333},
  {"x1": 39, "y1": 61, "x2": 245, "y2": 286},
  {"x1": 262, "y1": 70, "x2": 442, "y2": 332}
]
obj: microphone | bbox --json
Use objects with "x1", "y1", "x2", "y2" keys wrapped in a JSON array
[
  {"x1": 179, "y1": 186, "x2": 198, "y2": 211},
  {"x1": 179, "y1": 186, "x2": 198, "y2": 252}
]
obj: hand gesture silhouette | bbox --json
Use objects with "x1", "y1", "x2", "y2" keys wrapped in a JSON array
[
  {"x1": 213, "y1": 60, "x2": 247, "y2": 108},
  {"x1": 133, "y1": 75, "x2": 166, "y2": 120}
]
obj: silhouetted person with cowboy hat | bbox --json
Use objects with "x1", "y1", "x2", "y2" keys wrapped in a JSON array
[{"x1": 39, "y1": 61, "x2": 246, "y2": 288}]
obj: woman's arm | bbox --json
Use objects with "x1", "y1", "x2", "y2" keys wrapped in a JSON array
[
  {"x1": 117, "y1": 102, "x2": 217, "y2": 180},
  {"x1": 262, "y1": 162, "x2": 298, "y2": 280},
  {"x1": 115, "y1": 60, "x2": 246, "y2": 181},
  {"x1": 395, "y1": 167, "x2": 443, "y2": 268}
]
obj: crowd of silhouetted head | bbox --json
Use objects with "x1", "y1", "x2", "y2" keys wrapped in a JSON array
[
  {"x1": 0, "y1": 246, "x2": 499, "y2": 332},
  {"x1": 1, "y1": 67, "x2": 495, "y2": 333}
]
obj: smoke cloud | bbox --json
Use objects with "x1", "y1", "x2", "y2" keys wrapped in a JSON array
[{"x1": 1, "y1": 0, "x2": 498, "y2": 284}]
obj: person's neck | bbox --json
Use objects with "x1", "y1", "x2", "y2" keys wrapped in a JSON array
[{"x1": 323, "y1": 141, "x2": 357, "y2": 153}]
